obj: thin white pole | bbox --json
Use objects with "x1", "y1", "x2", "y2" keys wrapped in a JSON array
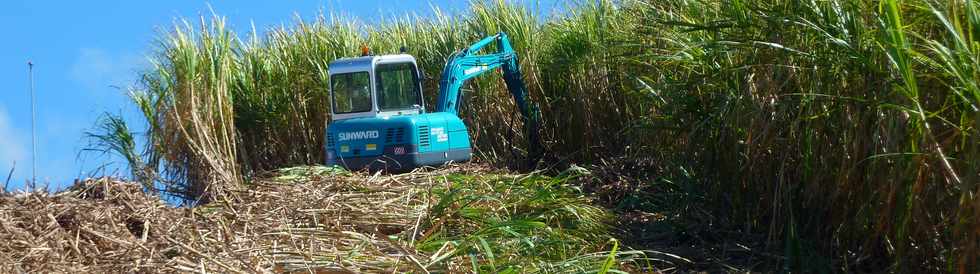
[{"x1": 28, "y1": 61, "x2": 37, "y2": 191}]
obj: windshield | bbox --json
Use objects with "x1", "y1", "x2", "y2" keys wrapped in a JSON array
[
  {"x1": 331, "y1": 71, "x2": 372, "y2": 114},
  {"x1": 376, "y1": 62, "x2": 421, "y2": 111}
]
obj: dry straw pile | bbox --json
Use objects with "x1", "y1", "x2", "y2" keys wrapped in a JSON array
[{"x1": 0, "y1": 165, "x2": 653, "y2": 273}]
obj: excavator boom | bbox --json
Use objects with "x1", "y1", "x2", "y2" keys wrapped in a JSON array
[{"x1": 435, "y1": 33, "x2": 542, "y2": 166}]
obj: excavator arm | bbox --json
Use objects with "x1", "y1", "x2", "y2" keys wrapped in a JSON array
[{"x1": 435, "y1": 32, "x2": 543, "y2": 166}]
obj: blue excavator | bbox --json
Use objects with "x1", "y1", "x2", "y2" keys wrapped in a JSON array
[{"x1": 325, "y1": 32, "x2": 541, "y2": 171}]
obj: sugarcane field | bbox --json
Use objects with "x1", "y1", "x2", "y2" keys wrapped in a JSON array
[{"x1": 0, "y1": 0, "x2": 978, "y2": 273}]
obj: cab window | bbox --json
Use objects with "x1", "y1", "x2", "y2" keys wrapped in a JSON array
[
  {"x1": 376, "y1": 63, "x2": 421, "y2": 111},
  {"x1": 331, "y1": 72, "x2": 372, "y2": 113}
]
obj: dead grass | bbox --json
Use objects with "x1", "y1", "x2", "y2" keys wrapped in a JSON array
[
  {"x1": 0, "y1": 178, "x2": 180, "y2": 272},
  {"x1": 0, "y1": 168, "x2": 449, "y2": 273},
  {"x1": 0, "y1": 164, "x2": 652, "y2": 273}
]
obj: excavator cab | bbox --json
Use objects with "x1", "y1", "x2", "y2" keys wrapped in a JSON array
[
  {"x1": 328, "y1": 54, "x2": 425, "y2": 121},
  {"x1": 325, "y1": 54, "x2": 472, "y2": 171}
]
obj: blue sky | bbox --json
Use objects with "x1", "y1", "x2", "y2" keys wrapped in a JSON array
[{"x1": 0, "y1": 0, "x2": 558, "y2": 191}]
